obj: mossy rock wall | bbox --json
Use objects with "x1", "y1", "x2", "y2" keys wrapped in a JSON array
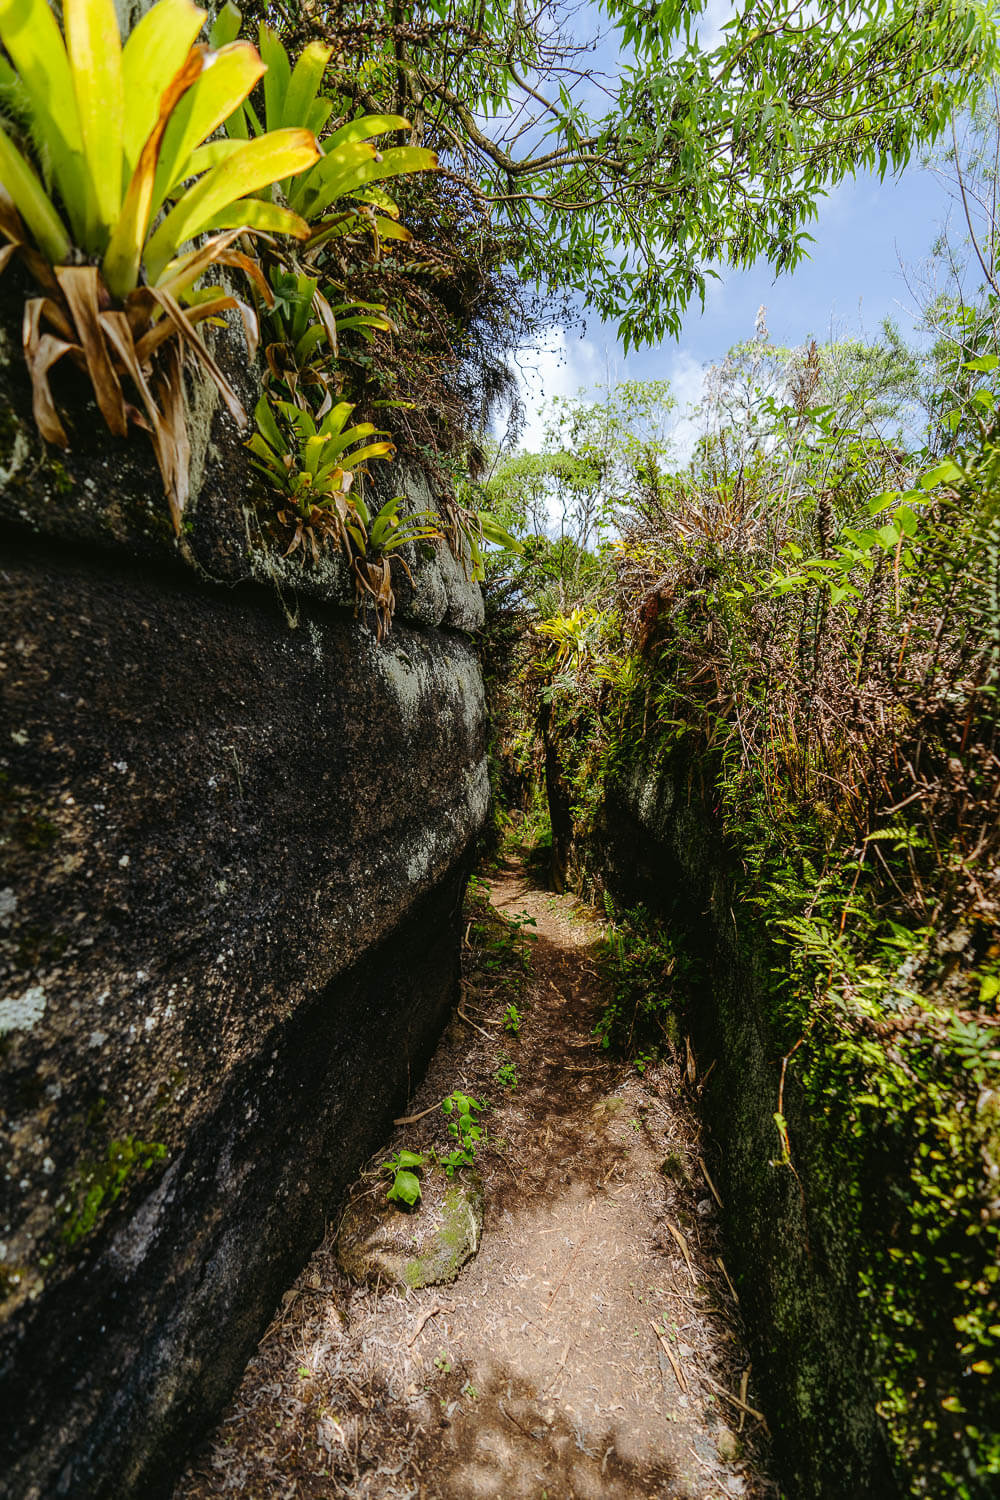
[
  {"x1": 0, "y1": 317, "x2": 489, "y2": 1496},
  {"x1": 596, "y1": 759, "x2": 898, "y2": 1500}
]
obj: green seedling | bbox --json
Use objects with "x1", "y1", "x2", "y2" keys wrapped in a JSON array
[
  {"x1": 508, "y1": 910, "x2": 538, "y2": 970},
  {"x1": 442, "y1": 1090, "x2": 484, "y2": 1147},
  {"x1": 503, "y1": 1003, "x2": 522, "y2": 1035},
  {"x1": 480, "y1": 909, "x2": 538, "y2": 978},
  {"x1": 383, "y1": 1148, "x2": 426, "y2": 1208},
  {"x1": 436, "y1": 1146, "x2": 476, "y2": 1175},
  {"x1": 494, "y1": 1059, "x2": 518, "y2": 1091}
]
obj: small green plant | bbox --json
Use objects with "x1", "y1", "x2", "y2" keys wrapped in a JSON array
[
  {"x1": 494, "y1": 1059, "x2": 518, "y2": 1091},
  {"x1": 249, "y1": 391, "x2": 393, "y2": 553},
  {"x1": 508, "y1": 911, "x2": 538, "y2": 969},
  {"x1": 594, "y1": 910, "x2": 684, "y2": 1058},
  {"x1": 0, "y1": 0, "x2": 320, "y2": 526},
  {"x1": 261, "y1": 266, "x2": 393, "y2": 409},
  {"x1": 382, "y1": 1148, "x2": 426, "y2": 1208},
  {"x1": 463, "y1": 509, "x2": 526, "y2": 582},
  {"x1": 436, "y1": 1146, "x2": 476, "y2": 1175},
  {"x1": 442, "y1": 1090, "x2": 484, "y2": 1147},
  {"x1": 535, "y1": 606, "x2": 609, "y2": 675},
  {"x1": 480, "y1": 909, "x2": 538, "y2": 980},
  {"x1": 503, "y1": 1003, "x2": 522, "y2": 1035},
  {"x1": 209, "y1": 4, "x2": 438, "y2": 404},
  {"x1": 210, "y1": 6, "x2": 436, "y2": 244},
  {"x1": 350, "y1": 490, "x2": 444, "y2": 638},
  {"x1": 250, "y1": 393, "x2": 441, "y2": 632}
]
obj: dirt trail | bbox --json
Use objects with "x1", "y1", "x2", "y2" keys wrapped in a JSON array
[{"x1": 175, "y1": 856, "x2": 773, "y2": 1500}]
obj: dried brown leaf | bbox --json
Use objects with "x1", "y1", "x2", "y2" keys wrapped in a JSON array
[
  {"x1": 230, "y1": 296, "x2": 259, "y2": 361},
  {"x1": 0, "y1": 190, "x2": 59, "y2": 293},
  {"x1": 215, "y1": 247, "x2": 274, "y2": 306},
  {"x1": 313, "y1": 286, "x2": 338, "y2": 359},
  {"x1": 31, "y1": 295, "x2": 75, "y2": 343},
  {"x1": 157, "y1": 229, "x2": 265, "y2": 303},
  {"x1": 152, "y1": 340, "x2": 191, "y2": 528},
  {"x1": 101, "y1": 309, "x2": 188, "y2": 531},
  {"x1": 54, "y1": 266, "x2": 128, "y2": 437},
  {"x1": 149, "y1": 286, "x2": 247, "y2": 431},
  {"x1": 124, "y1": 287, "x2": 158, "y2": 338},
  {"x1": 22, "y1": 298, "x2": 74, "y2": 445},
  {"x1": 134, "y1": 295, "x2": 235, "y2": 365}
]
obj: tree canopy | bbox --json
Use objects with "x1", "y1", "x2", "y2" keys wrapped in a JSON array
[{"x1": 286, "y1": 0, "x2": 997, "y2": 349}]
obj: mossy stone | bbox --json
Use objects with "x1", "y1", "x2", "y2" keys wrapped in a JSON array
[{"x1": 336, "y1": 1171, "x2": 484, "y2": 1289}]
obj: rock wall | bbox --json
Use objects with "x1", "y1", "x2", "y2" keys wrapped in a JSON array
[
  {"x1": 0, "y1": 297, "x2": 489, "y2": 1496},
  {"x1": 595, "y1": 758, "x2": 898, "y2": 1500}
]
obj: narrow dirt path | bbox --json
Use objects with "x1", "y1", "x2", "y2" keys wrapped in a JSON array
[{"x1": 175, "y1": 855, "x2": 773, "y2": 1500}]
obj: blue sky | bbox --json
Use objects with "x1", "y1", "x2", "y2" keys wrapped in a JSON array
[{"x1": 511, "y1": 65, "x2": 964, "y2": 454}]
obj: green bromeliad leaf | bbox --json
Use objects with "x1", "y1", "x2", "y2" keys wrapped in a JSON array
[
  {"x1": 0, "y1": 0, "x2": 320, "y2": 296},
  {"x1": 144, "y1": 129, "x2": 317, "y2": 282},
  {"x1": 214, "y1": 13, "x2": 437, "y2": 219}
]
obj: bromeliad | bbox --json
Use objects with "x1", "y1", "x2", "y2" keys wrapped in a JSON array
[
  {"x1": 248, "y1": 392, "x2": 442, "y2": 637},
  {"x1": 0, "y1": 0, "x2": 319, "y2": 528}
]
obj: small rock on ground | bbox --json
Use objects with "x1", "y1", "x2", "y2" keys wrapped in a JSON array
[{"x1": 337, "y1": 1170, "x2": 484, "y2": 1288}]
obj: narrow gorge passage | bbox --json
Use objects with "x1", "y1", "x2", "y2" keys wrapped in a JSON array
[{"x1": 175, "y1": 856, "x2": 774, "y2": 1500}]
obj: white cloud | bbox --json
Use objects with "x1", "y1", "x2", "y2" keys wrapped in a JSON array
[
  {"x1": 663, "y1": 350, "x2": 708, "y2": 463},
  {"x1": 511, "y1": 327, "x2": 603, "y2": 452},
  {"x1": 508, "y1": 328, "x2": 711, "y2": 472}
]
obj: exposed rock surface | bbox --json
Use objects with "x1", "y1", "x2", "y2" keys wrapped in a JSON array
[
  {"x1": 595, "y1": 759, "x2": 897, "y2": 1500},
  {"x1": 337, "y1": 1170, "x2": 484, "y2": 1288},
  {"x1": 0, "y1": 299, "x2": 489, "y2": 1496}
]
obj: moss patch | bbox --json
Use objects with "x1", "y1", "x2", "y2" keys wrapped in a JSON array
[
  {"x1": 60, "y1": 1137, "x2": 168, "y2": 1247},
  {"x1": 400, "y1": 1178, "x2": 484, "y2": 1289}
]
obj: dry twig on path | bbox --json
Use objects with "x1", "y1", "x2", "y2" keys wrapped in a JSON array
[
  {"x1": 716, "y1": 1256, "x2": 739, "y2": 1304},
  {"x1": 702, "y1": 1370, "x2": 768, "y2": 1428},
  {"x1": 699, "y1": 1156, "x2": 723, "y2": 1207},
  {"x1": 649, "y1": 1321, "x2": 688, "y2": 1392},
  {"x1": 666, "y1": 1221, "x2": 697, "y2": 1285},
  {"x1": 407, "y1": 1302, "x2": 448, "y2": 1347},
  {"x1": 394, "y1": 1099, "x2": 445, "y2": 1126},
  {"x1": 457, "y1": 1005, "x2": 495, "y2": 1039}
]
